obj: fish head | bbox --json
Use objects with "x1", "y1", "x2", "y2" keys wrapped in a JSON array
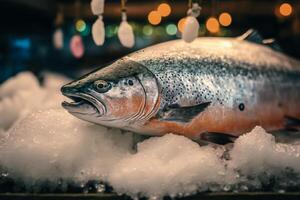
[{"x1": 61, "y1": 58, "x2": 160, "y2": 129}]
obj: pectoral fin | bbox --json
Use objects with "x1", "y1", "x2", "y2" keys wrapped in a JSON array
[
  {"x1": 200, "y1": 132, "x2": 237, "y2": 145},
  {"x1": 284, "y1": 116, "x2": 300, "y2": 131},
  {"x1": 158, "y1": 102, "x2": 211, "y2": 123}
]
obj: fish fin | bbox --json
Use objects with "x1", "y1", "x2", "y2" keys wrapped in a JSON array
[
  {"x1": 284, "y1": 116, "x2": 300, "y2": 130},
  {"x1": 239, "y1": 29, "x2": 283, "y2": 51},
  {"x1": 271, "y1": 130, "x2": 300, "y2": 143},
  {"x1": 193, "y1": 138, "x2": 224, "y2": 148},
  {"x1": 238, "y1": 29, "x2": 264, "y2": 44},
  {"x1": 132, "y1": 134, "x2": 152, "y2": 151},
  {"x1": 200, "y1": 132, "x2": 237, "y2": 145},
  {"x1": 158, "y1": 102, "x2": 211, "y2": 123},
  {"x1": 262, "y1": 39, "x2": 282, "y2": 52}
]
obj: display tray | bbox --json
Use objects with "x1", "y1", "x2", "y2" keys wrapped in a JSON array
[{"x1": 0, "y1": 192, "x2": 300, "y2": 200}]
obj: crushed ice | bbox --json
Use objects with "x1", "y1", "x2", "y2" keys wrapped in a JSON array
[{"x1": 0, "y1": 72, "x2": 300, "y2": 198}]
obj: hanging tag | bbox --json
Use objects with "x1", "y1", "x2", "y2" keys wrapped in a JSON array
[
  {"x1": 53, "y1": 28, "x2": 64, "y2": 49},
  {"x1": 70, "y1": 35, "x2": 84, "y2": 58},
  {"x1": 91, "y1": 0, "x2": 105, "y2": 15},
  {"x1": 182, "y1": 16, "x2": 199, "y2": 43},
  {"x1": 92, "y1": 15, "x2": 105, "y2": 45},
  {"x1": 91, "y1": 0, "x2": 105, "y2": 45},
  {"x1": 118, "y1": 12, "x2": 135, "y2": 48},
  {"x1": 182, "y1": 3, "x2": 201, "y2": 43}
]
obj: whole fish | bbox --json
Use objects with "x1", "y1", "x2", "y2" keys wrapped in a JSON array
[{"x1": 61, "y1": 30, "x2": 300, "y2": 140}]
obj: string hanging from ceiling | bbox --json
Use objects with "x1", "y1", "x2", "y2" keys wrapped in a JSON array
[{"x1": 53, "y1": 4, "x2": 64, "y2": 50}]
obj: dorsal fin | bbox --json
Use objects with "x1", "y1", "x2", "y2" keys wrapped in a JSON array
[
  {"x1": 262, "y1": 38, "x2": 282, "y2": 52},
  {"x1": 238, "y1": 29, "x2": 282, "y2": 52},
  {"x1": 238, "y1": 29, "x2": 264, "y2": 44}
]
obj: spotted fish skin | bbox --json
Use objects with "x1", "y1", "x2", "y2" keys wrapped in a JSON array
[
  {"x1": 61, "y1": 37, "x2": 300, "y2": 139},
  {"x1": 125, "y1": 38, "x2": 300, "y2": 137},
  {"x1": 130, "y1": 38, "x2": 299, "y2": 109}
]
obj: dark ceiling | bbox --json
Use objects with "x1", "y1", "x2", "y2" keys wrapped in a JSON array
[
  {"x1": 1, "y1": 0, "x2": 300, "y2": 79},
  {"x1": 2, "y1": 0, "x2": 300, "y2": 35},
  {"x1": 0, "y1": 0, "x2": 55, "y2": 34}
]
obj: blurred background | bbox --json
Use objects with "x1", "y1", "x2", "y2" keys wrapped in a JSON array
[{"x1": 0, "y1": 0, "x2": 300, "y2": 83}]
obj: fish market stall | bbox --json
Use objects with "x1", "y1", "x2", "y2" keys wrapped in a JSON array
[{"x1": 0, "y1": 0, "x2": 300, "y2": 200}]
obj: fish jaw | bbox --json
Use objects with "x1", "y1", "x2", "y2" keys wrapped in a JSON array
[{"x1": 61, "y1": 92, "x2": 106, "y2": 118}]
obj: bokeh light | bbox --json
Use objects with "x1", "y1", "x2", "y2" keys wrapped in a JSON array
[
  {"x1": 106, "y1": 25, "x2": 117, "y2": 38},
  {"x1": 143, "y1": 25, "x2": 154, "y2": 36},
  {"x1": 70, "y1": 35, "x2": 84, "y2": 58},
  {"x1": 279, "y1": 3, "x2": 293, "y2": 17},
  {"x1": 177, "y1": 18, "x2": 186, "y2": 33},
  {"x1": 157, "y1": 3, "x2": 171, "y2": 17},
  {"x1": 166, "y1": 24, "x2": 177, "y2": 35},
  {"x1": 219, "y1": 12, "x2": 232, "y2": 27},
  {"x1": 148, "y1": 11, "x2": 162, "y2": 25},
  {"x1": 81, "y1": 23, "x2": 90, "y2": 37},
  {"x1": 206, "y1": 17, "x2": 220, "y2": 33},
  {"x1": 155, "y1": 26, "x2": 165, "y2": 36},
  {"x1": 75, "y1": 19, "x2": 86, "y2": 32}
]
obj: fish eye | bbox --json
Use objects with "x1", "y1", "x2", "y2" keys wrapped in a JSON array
[
  {"x1": 94, "y1": 80, "x2": 111, "y2": 93},
  {"x1": 128, "y1": 79, "x2": 134, "y2": 86},
  {"x1": 98, "y1": 83, "x2": 104, "y2": 88}
]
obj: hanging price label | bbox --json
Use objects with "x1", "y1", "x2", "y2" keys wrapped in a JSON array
[
  {"x1": 118, "y1": 12, "x2": 135, "y2": 48},
  {"x1": 182, "y1": 2, "x2": 201, "y2": 43},
  {"x1": 91, "y1": 0, "x2": 105, "y2": 46}
]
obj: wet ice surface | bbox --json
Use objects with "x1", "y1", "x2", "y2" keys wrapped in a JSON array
[{"x1": 0, "y1": 72, "x2": 300, "y2": 199}]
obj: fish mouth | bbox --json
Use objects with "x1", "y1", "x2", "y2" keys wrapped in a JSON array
[{"x1": 62, "y1": 93, "x2": 106, "y2": 116}]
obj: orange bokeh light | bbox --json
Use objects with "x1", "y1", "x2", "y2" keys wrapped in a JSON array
[
  {"x1": 206, "y1": 17, "x2": 220, "y2": 33},
  {"x1": 177, "y1": 18, "x2": 186, "y2": 33},
  {"x1": 219, "y1": 12, "x2": 232, "y2": 27},
  {"x1": 157, "y1": 3, "x2": 171, "y2": 17},
  {"x1": 279, "y1": 3, "x2": 293, "y2": 17},
  {"x1": 148, "y1": 11, "x2": 162, "y2": 25}
]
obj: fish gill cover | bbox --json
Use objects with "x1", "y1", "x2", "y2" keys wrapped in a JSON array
[{"x1": 0, "y1": 72, "x2": 300, "y2": 199}]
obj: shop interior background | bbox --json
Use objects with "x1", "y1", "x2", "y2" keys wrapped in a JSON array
[{"x1": 0, "y1": 0, "x2": 299, "y2": 83}]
